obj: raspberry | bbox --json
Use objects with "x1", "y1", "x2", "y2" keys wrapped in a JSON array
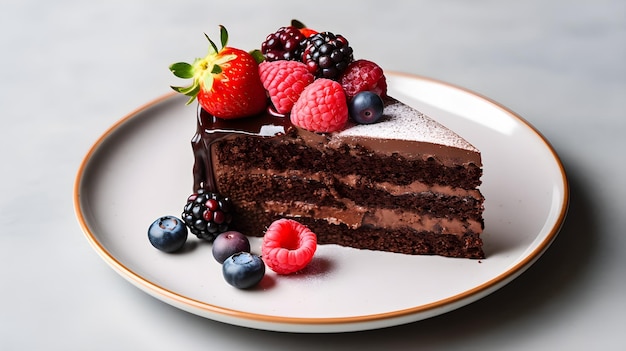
[
  {"x1": 261, "y1": 219, "x2": 317, "y2": 275},
  {"x1": 181, "y1": 190, "x2": 233, "y2": 242},
  {"x1": 258, "y1": 60, "x2": 315, "y2": 114},
  {"x1": 302, "y1": 32, "x2": 354, "y2": 79},
  {"x1": 338, "y1": 60, "x2": 388, "y2": 100},
  {"x1": 261, "y1": 26, "x2": 308, "y2": 62},
  {"x1": 290, "y1": 78, "x2": 348, "y2": 133}
]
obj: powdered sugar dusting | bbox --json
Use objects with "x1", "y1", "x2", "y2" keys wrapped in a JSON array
[{"x1": 338, "y1": 99, "x2": 478, "y2": 152}]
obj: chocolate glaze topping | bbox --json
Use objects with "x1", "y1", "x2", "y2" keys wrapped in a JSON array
[{"x1": 192, "y1": 104, "x2": 294, "y2": 192}]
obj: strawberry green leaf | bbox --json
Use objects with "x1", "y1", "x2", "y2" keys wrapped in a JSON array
[
  {"x1": 185, "y1": 95, "x2": 197, "y2": 105},
  {"x1": 211, "y1": 64, "x2": 222, "y2": 74},
  {"x1": 170, "y1": 85, "x2": 185, "y2": 93},
  {"x1": 170, "y1": 84, "x2": 200, "y2": 97},
  {"x1": 249, "y1": 49, "x2": 265, "y2": 64},
  {"x1": 182, "y1": 84, "x2": 200, "y2": 96},
  {"x1": 169, "y1": 62, "x2": 194, "y2": 79},
  {"x1": 205, "y1": 33, "x2": 218, "y2": 55},
  {"x1": 219, "y1": 25, "x2": 228, "y2": 49},
  {"x1": 171, "y1": 85, "x2": 199, "y2": 105}
]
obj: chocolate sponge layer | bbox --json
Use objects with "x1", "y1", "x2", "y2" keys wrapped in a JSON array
[
  {"x1": 213, "y1": 135, "x2": 482, "y2": 190},
  {"x1": 217, "y1": 172, "x2": 484, "y2": 222}
]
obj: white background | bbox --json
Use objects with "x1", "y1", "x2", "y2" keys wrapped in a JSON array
[{"x1": 1, "y1": 0, "x2": 624, "y2": 349}]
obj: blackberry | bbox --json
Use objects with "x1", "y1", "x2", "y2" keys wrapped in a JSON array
[
  {"x1": 302, "y1": 32, "x2": 354, "y2": 80},
  {"x1": 181, "y1": 190, "x2": 233, "y2": 242},
  {"x1": 261, "y1": 26, "x2": 307, "y2": 61}
]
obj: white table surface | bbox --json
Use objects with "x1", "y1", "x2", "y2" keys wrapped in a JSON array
[{"x1": 2, "y1": 0, "x2": 625, "y2": 349}]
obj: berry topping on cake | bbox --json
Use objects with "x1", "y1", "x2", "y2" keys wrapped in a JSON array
[
  {"x1": 339, "y1": 59, "x2": 388, "y2": 100},
  {"x1": 302, "y1": 32, "x2": 354, "y2": 79},
  {"x1": 169, "y1": 25, "x2": 267, "y2": 119},
  {"x1": 261, "y1": 219, "x2": 317, "y2": 275},
  {"x1": 212, "y1": 231, "x2": 251, "y2": 264},
  {"x1": 261, "y1": 26, "x2": 308, "y2": 62},
  {"x1": 147, "y1": 216, "x2": 188, "y2": 253},
  {"x1": 258, "y1": 60, "x2": 315, "y2": 114},
  {"x1": 181, "y1": 190, "x2": 233, "y2": 242},
  {"x1": 222, "y1": 252, "x2": 265, "y2": 289},
  {"x1": 348, "y1": 91, "x2": 384, "y2": 124},
  {"x1": 290, "y1": 78, "x2": 348, "y2": 133}
]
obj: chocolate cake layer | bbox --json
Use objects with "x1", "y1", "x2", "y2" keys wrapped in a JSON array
[
  {"x1": 191, "y1": 97, "x2": 485, "y2": 258},
  {"x1": 213, "y1": 134, "x2": 482, "y2": 189},
  {"x1": 215, "y1": 171, "x2": 484, "y2": 222}
]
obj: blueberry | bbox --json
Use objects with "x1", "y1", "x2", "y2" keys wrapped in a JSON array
[
  {"x1": 148, "y1": 216, "x2": 188, "y2": 253},
  {"x1": 348, "y1": 91, "x2": 384, "y2": 124},
  {"x1": 212, "y1": 231, "x2": 251, "y2": 263},
  {"x1": 222, "y1": 252, "x2": 265, "y2": 289}
]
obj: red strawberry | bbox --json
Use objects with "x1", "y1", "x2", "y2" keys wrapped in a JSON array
[
  {"x1": 258, "y1": 60, "x2": 314, "y2": 114},
  {"x1": 262, "y1": 219, "x2": 317, "y2": 275},
  {"x1": 338, "y1": 59, "x2": 388, "y2": 100},
  {"x1": 290, "y1": 78, "x2": 348, "y2": 133},
  {"x1": 169, "y1": 26, "x2": 267, "y2": 119}
]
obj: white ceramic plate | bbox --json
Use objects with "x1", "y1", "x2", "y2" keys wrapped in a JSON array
[{"x1": 74, "y1": 72, "x2": 568, "y2": 333}]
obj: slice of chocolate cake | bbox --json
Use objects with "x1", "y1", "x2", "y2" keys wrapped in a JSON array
[{"x1": 191, "y1": 96, "x2": 485, "y2": 259}]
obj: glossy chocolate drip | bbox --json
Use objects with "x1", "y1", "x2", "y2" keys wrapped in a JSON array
[{"x1": 191, "y1": 105, "x2": 294, "y2": 192}]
